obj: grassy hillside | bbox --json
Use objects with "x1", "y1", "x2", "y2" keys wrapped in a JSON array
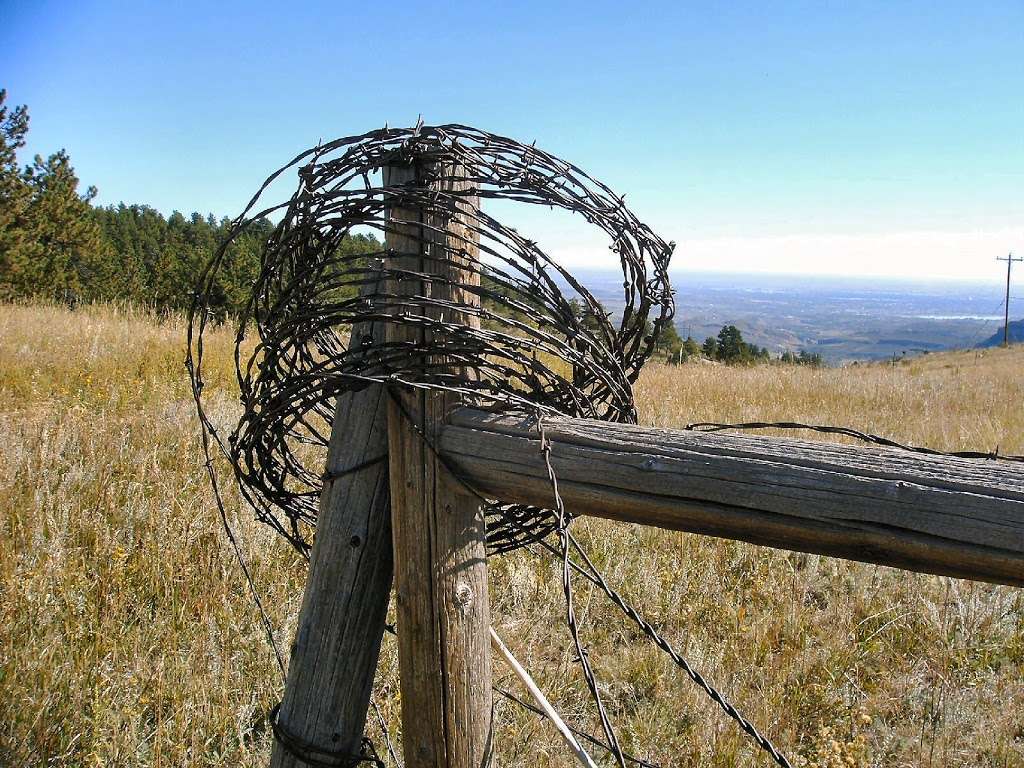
[
  {"x1": 1, "y1": 303, "x2": 1022, "y2": 767},
  {"x1": 981, "y1": 319, "x2": 1024, "y2": 348}
]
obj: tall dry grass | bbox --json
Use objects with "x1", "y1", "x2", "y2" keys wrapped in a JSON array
[
  {"x1": 637, "y1": 351, "x2": 1024, "y2": 455},
  {"x1": 1, "y1": 302, "x2": 1022, "y2": 767}
]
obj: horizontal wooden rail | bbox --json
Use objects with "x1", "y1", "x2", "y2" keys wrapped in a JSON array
[{"x1": 439, "y1": 409, "x2": 1024, "y2": 587}]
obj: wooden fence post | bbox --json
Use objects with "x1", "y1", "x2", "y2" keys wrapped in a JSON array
[
  {"x1": 270, "y1": 269, "x2": 393, "y2": 768},
  {"x1": 384, "y1": 160, "x2": 494, "y2": 768}
]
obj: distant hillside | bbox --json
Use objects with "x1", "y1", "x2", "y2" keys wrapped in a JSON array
[{"x1": 980, "y1": 318, "x2": 1024, "y2": 347}]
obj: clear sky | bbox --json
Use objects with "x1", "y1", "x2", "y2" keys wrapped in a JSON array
[{"x1": 3, "y1": 0, "x2": 1021, "y2": 280}]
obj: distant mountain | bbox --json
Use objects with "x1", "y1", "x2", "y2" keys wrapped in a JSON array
[{"x1": 979, "y1": 319, "x2": 1024, "y2": 347}]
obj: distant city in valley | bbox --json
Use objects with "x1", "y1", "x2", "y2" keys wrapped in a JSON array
[{"x1": 572, "y1": 269, "x2": 1014, "y2": 364}]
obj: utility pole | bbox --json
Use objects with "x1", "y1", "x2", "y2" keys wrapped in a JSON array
[{"x1": 997, "y1": 252, "x2": 1022, "y2": 347}]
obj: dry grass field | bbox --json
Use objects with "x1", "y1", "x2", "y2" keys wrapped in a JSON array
[{"x1": 1, "y1": 302, "x2": 1022, "y2": 767}]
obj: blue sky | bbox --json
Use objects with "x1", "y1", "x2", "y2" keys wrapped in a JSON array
[{"x1": 3, "y1": 0, "x2": 1021, "y2": 279}]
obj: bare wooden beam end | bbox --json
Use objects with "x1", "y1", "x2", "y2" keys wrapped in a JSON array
[{"x1": 440, "y1": 409, "x2": 1024, "y2": 587}]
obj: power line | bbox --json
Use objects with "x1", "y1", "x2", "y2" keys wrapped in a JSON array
[
  {"x1": 964, "y1": 296, "x2": 1008, "y2": 349},
  {"x1": 996, "y1": 252, "x2": 1022, "y2": 347}
]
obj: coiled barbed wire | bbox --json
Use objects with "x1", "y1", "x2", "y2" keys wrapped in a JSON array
[{"x1": 187, "y1": 122, "x2": 673, "y2": 554}]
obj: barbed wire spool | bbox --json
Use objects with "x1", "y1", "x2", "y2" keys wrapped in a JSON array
[{"x1": 187, "y1": 123, "x2": 675, "y2": 555}]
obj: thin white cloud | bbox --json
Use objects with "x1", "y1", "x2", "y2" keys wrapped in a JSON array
[
  {"x1": 673, "y1": 229, "x2": 1020, "y2": 280},
  {"x1": 541, "y1": 228, "x2": 1020, "y2": 281}
]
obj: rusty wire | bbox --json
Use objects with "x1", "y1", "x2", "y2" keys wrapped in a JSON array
[{"x1": 187, "y1": 122, "x2": 673, "y2": 555}]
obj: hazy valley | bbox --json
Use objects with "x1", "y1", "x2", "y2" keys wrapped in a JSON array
[{"x1": 573, "y1": 270, "x2": 1014, "y2": 363}]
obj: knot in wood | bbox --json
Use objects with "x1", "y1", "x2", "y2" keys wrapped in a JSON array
[{"x1": 454, "y1": 580, "x2": 474, "y2": 610}]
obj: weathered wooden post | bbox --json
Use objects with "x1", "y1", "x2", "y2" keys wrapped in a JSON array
[
  {"x1": 269, "y1": 157, "x2": 493, "y2": 768},
  {"x1": 384, "y1": 159, "x2": 494, "y2": 768},
  {"x1": 269, "y1": 272, "x2": 394, "y2": 768}
]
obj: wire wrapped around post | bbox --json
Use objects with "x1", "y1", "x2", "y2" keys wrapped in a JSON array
[{"x1": 187, "y1": 123, "x2": 675, "y2": 556}]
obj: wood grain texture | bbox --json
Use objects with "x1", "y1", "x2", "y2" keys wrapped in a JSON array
[
  {"x1": 270, "y1": 270, "x2": 393, "y2": 768},
  {"x1": 385, "y1": 162, "x2": 493, "y2": 768},
  {"x1": 440, "y1": 409, "x2": 1024, "y2": 587}
]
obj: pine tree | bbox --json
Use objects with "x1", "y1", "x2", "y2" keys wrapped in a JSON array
[
  {"x1": 0, "y1": 89, "x2": 32, "y2": 298},
  {"x1": 569, "y1": 297, "x2": 607, "y2": 336},
  {"x1": 15, "y1": 150, "x2": 110, "y2": 301},
  {"x1": 716, "y1": 324, "x2": 746, "y2": 362},
  {"x1": 682, "y1": 336, "x2": 701, "y2": 359},
  {"x1": 797, "y1": 349, "x2": 823, "y2": 367},
  {"x1": 701, "y1": 336, "x2": 718, "y2": 359},
  {"x1": 653, "y1": 319, "x2": 683, "y2": 360}
]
